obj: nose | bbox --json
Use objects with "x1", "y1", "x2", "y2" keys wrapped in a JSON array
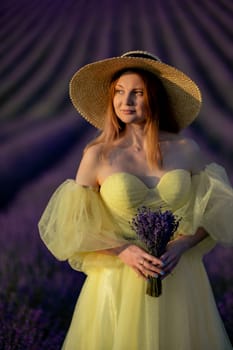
[{"x1": 125, "y1": 92, "x2": 134, "y2": 105}]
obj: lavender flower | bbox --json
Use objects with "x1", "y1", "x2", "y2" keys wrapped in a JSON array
[
  {"x1": 131, "y1": 206, "x2": 180, "y2": 297},
  {"x1": 131, "y1": 206, "x2": 180, "y2": 257}
]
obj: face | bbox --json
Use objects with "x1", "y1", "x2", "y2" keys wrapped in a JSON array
[{"x1": 113, "y1": 72, "x2": 147, "y2": 125}]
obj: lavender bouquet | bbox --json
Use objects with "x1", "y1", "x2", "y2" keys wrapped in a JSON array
[{"x1": 131, "y1": 206, "x2": 180, "y2": 297}]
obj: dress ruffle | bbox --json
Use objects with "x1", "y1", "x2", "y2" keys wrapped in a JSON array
[
  {"x1": 175, "y1": 163, "x2": 233, "y2": 248},
  {"x1": 38, "y1": 180, "x2": 127, "y2": 270}
]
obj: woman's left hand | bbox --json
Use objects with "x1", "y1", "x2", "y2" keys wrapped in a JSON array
[
  {"x1": 160, "y1": 229, "x2": 208, "y2": 278},
  {"x1": 160, "y1": 236, "x2": 190, "y2": 277}
]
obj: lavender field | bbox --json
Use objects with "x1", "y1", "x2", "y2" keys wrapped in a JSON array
[{"x1": 0, "y1": 0, "x2": 233, "y2": 348}]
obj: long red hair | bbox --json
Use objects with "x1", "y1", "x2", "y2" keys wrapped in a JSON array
[{"x1": 85, "y1": 69, "x2": 179, "y2": 168}]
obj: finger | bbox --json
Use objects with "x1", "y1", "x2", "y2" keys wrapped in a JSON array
[
  {"x1": 163, "y1": 260, "x2": 178, "y2": 274},
  {"x1": 134, "y1": 266, "x2": 147, "y2": 280},
  {"x1": 140, "y1": 253, "x2": 165, "y2": 274},
  {"x1": 139, "y1": 262, "x2": 154, "y2": 280},
  {"x1": 161, "y1": 251, "x2": 178, "y2": 266},
  {"x1": 143, "y1": 260, "x2": 164, "y2": 276},
  {"x1": 160, "y1": 252, "x2": 170, "y2": 264},
  {"x1": 143, "y1": 253, "x2": 164, "y2": 267}
]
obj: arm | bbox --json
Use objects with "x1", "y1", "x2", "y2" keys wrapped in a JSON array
[
  {"x1": 75, "y1": 145, "x2": 101, "y2": 187},
  {"x1": 161, "y1": 227, "x2": 208, "y2": 276}
]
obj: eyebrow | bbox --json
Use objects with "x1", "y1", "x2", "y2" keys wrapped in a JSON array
[
  {"x1": 115, "y1": 83, "x2": 144, "y2": 89},
  {"x1": 115, "y1": 83, "x2": 124, "y2": 88}
]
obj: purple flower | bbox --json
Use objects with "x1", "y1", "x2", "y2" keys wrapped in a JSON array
[
  {"x1": 130, "y1": 206, "x2": 180, "y2": 297},
  {"x1": 131, "y1": 206, "x2": 180, "y2": 257}
]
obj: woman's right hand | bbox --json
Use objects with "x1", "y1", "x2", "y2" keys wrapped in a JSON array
[{"x1": 117, "y1": 244, "x2": 164, "y2": 280}]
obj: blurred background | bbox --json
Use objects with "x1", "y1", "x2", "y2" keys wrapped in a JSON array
[{"x1": 0, "y1": 0, "x2": 232, "y2": 348}]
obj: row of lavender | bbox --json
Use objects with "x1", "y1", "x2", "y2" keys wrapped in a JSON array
[
  {"x1": 0, "y1": 128, "x2": 93, "y2": 349},
  {"x1": 1, "y1": 0, "x2": 232, "y2": 181},
  {"x1": 0, "y1": 0, "x2": 233, "y2": 348}
]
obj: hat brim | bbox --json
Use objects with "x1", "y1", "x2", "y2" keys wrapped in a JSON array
[{"x1": 69, "y1": 56, "x2": 202, "y2": 130}]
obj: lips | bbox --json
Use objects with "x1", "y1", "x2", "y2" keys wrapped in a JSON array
[{"x1": 121, "y1": 109, "x2": 135, "y2": 114}]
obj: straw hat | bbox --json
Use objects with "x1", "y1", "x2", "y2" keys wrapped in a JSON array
[{"x1": 69, "y1": 50, "x2": 202, "y2": 130}]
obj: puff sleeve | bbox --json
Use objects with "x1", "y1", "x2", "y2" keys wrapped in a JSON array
[
  {"x1": 38, "y1": 180, "x2": 127, "y2": 270},
  {"x1": 176, "y1": 163, "x2": 233, "y2": 248}
]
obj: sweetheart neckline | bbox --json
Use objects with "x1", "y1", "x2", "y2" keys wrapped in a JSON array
[{"x1": 100, "y1": 169, "x2": 191, "y2": 191}]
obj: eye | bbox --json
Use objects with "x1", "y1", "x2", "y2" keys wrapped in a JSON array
[
  {"x1": 115, "y1": 89, "x2": 124, "y2": 95},
  {"x1": 134, "y1": 90, "x2": 143, "y2": 96}
]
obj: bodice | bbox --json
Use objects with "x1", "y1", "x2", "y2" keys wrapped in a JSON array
[{"x1": 100, "y1": 169, "x2": 192, "y2": 213}]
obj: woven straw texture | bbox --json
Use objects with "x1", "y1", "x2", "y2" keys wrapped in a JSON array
[{"x1": 70, "y1": 56, "x2": 202, "y2": 130}]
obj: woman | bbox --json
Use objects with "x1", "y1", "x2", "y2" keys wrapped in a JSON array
[{"x1": 39, "y1": 51, "x2": 233, "y2": 349}]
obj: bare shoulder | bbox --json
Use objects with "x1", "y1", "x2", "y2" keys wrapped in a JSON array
[
  {"x1": 75, "y1": 143, "x2": 103, "y2": 187},
  {"x1": 177, "y1": 136, "x2": 206, "y2": 173},
  {"x1": 160, "y1": 132, "x2": 206, "y2": 173},
  {"x1": 178, "y1": 136, "x2": 200, "y2": 153}
]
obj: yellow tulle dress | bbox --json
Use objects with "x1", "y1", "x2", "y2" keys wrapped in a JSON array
[{"x1": 38, "y1": 163, "x2": 233, "y2": 350}]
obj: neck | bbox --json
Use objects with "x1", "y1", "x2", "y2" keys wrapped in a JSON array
[{"x1": 123, "y1": 123, "x2": 145, "y2": 148}]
